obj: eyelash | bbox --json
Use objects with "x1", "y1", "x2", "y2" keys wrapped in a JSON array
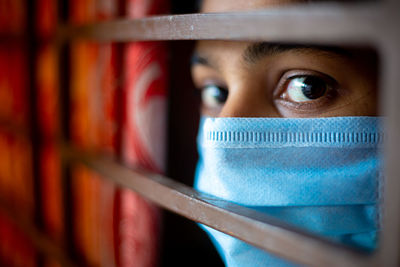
[
  {"x1": 198, "y1": 84, "x2": 228, "y2": 110},
  {"x1": 198, "y1": 71, "x2": 338, "y2": 111},
  {"x1": 274, "y1": 71, "x2": 338, "y2": 110}
]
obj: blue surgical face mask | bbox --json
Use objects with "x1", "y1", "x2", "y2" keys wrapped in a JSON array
[{"x1": 194, "y1": 116, "x2": 383, "y2": 267}]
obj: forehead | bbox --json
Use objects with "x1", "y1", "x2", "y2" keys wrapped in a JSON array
[{"x1": 201, "y1": 0, "x2": 305, "y2": 12}]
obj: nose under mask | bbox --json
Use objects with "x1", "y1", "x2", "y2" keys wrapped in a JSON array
[{"x1": 194, "y1": 116, "x2": 383, "y2": 267}]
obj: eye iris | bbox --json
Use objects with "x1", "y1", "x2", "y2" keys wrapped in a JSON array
[
  {"x1": 211, "y1": 86, "x2": 228, "y2": 103},
  {"x1": 300, "y1": 76, "x2": 327, "y2": 100},
  {"x1": 202, "y1": 85, "x2": 228, "y2": 108}
]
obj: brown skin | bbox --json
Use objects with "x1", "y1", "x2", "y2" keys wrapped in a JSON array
[{"x1": 191, "y1": 0, "x2": 378, "y2": 118}]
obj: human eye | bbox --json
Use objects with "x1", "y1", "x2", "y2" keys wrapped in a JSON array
[
  {"x1": 275, "y1": 70, "x2": 338, "y2": 112},
  {"x1": 200, "y1": 84, "x2": 228, "y2": 110}
]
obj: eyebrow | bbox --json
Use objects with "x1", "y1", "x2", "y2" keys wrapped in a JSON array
[
  {"x1": 191, "y1": 53, "x2": 210, "y2": 66},
  {"x1": 191, "y1": 42, "x2": 351, "y2": 68},
  {"x1": 243, "y1": 42, "x2": 351, "y2": 64}
]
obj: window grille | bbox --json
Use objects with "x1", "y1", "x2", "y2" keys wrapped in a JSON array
[{"x1": 0, "y1": 1, "x2": 399, "y2": 266}]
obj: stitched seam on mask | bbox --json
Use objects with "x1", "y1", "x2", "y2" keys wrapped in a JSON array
[{"x1": 203, "y1": 131, "x2": 384, "y2": 147}]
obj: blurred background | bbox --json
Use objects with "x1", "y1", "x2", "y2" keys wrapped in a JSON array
[{"x1": 0, "y1": 0, "x2": 222, "y2": 266}]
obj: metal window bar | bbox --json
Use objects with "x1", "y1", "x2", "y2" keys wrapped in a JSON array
[
  {"x1": 61, "y1": 144, "x2": 375, "y2": 267},
  {"x1": 1, "y1": 1, "x2": 399, "y2": 266},
  {"x1": 59, "y1": 3, "x2": 384, "y2": 45},
  {"x1": 57, "y1": 2, "x2": 400, "y2": 266}
]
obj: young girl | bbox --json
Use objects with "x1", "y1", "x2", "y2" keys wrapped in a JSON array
[{"x1": 191, "y1": 0, "x2": 381, "y2": 266}]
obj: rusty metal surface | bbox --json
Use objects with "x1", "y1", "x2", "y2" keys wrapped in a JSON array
[
  {"x1": 62, "y1": 145, "x2": 378, "y2": 267},
  {"x1": 60, "y1": 3, "x2": 383, "y2": 45},
  {"x1": 0, "y1": 0, "x2": 398, "y2": 266}
]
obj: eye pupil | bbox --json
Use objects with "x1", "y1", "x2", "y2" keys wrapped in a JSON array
[
  {"x1": 207, "y1": 85, "x2": 228, "y2": 103},
  {"x1": 201, "y1": 85, "x2": 228, "y2": 109},
  {"x1": 301, "y1": 76, "x2": 327, "y2": 100}
]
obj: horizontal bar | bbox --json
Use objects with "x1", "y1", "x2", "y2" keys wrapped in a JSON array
[
  {"x1": 0, "y1": 200, "x2": 79, "y2": 267},
  {"x1": 62, "y1": 144, "x2": 378, "y2": 267},
  {"x1": 60, "y1": 3, "x2": 384, "y2": 45}
]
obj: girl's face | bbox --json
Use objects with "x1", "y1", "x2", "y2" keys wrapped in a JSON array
[{"x1": 191, "y1": 0, "x2": 378, "y2": 118}]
